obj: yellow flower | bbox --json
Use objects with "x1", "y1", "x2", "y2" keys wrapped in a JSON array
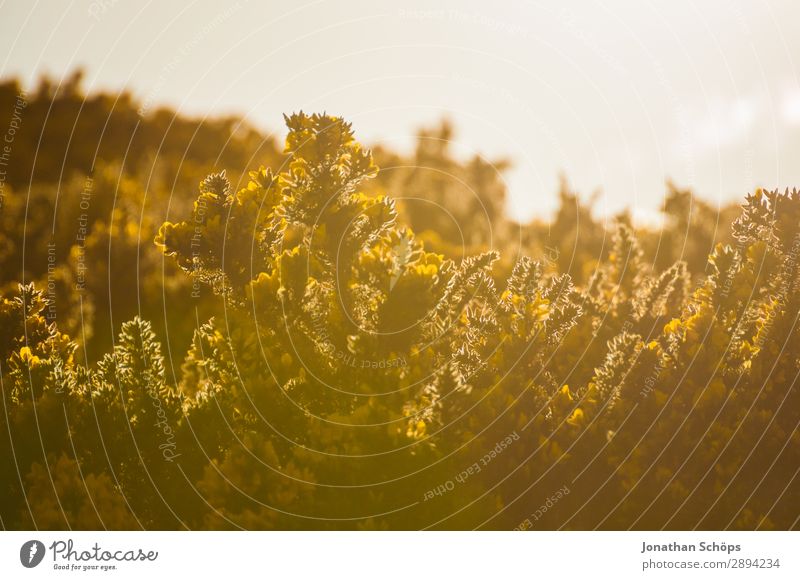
[
  {"x1": 664, "y1": 318, "x2": 682, "y2": 335},
  {"x1": 566, "y1": 408, "x2": 585, "y2": 427},
  {"x1": 553, "y1": 384, "x2": 573, "y2": 414},
  {"x1": 19, "y1": 346, "x2": 41, "y2": 366}
]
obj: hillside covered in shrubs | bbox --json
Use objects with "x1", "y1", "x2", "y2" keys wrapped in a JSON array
[{"x1": 0, "y1": 77, "x2": 797, "y2": 530}]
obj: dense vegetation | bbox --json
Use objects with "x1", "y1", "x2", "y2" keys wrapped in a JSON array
[{"x1": 1, "y1": 76, "x2": 797, "y2": 530}]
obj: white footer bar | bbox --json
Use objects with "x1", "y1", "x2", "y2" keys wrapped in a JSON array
[{"x1": 2, "y1": 531, "x2": 797, "y2": 579}]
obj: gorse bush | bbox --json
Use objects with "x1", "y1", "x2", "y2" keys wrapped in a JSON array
[{"x1": 1, "y1": 109, "x2": 798, "y2": 530}]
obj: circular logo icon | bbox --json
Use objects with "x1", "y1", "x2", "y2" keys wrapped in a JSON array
[{"x1": 20, "y1": 540, "x2": 46, "y2": 568}]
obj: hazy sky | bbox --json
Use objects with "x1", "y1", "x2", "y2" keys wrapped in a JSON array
[{"x1": 2, "y1": 0, "x2": 799, "y2": 223}]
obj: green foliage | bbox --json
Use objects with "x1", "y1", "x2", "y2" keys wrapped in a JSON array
[{"x1": 1, "y1": 95, "x2": 797, "y2": 530}]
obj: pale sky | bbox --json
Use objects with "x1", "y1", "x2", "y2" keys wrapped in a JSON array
[{"x1": 2, "y1": 0, "x2": 799, "y2": 223}]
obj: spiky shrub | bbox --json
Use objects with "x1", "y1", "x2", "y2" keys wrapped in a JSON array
[{"x1": 1, "y1": 113, "x2": 798, "y2": 530}]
